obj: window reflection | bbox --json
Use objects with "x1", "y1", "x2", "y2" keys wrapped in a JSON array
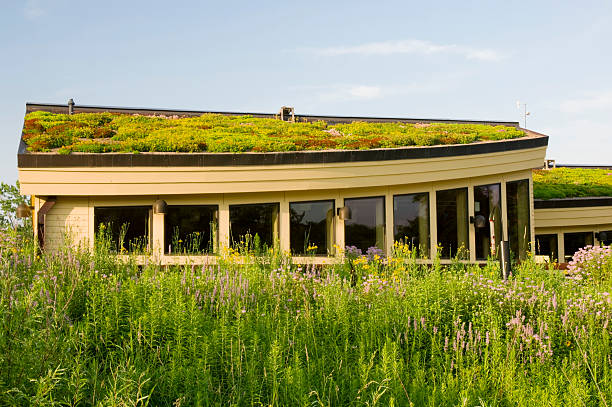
[
  {"x1": 94, "y1": 206, "x2": 150, "y2": 253},
  {"x1": 230, "y1": 203, "x2": 279, "y2": 249},
  {"x1": 474, "y1": 184, "x2": 502, "y2": 260},
  {"x1": 564, "y1": 232, "x2": 594, "y2": 262},
  {"x1": 507, "y1": 179, "x2": 531, "y2": 261},
  {"x1": 393, "y1": 192, "x2": 430, "y2": 257},
  {"x1": 344, "y1": 197, "x2": 385, "y2": 253},
  {"x1": 436, "y1": 188, "x2": 468, "y2": 259},
  {"x1": 165, "y1": 205, "x2": 218, "y2": 254},
  {"x1": 535, "y1": 234, "x2": 558, "y2": 261},
  {"x1": 290, "y1": 200, "x2": 335, "y2": 255}
]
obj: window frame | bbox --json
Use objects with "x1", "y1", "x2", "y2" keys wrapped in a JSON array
[
  {"x1": 436, "y1": 187, "x2": 469, "y2": 259},
  {"x1": 93, "y1": 205, "x2": 152, "y2": 253},
  {"x1": 289, "y1": 199, "x2": 336, "y2": 256},
  {"x1": 164, "y1": 204, "x2": 219, "y2": 255},
  {"x1": 473, "y1": 183, "x2": 502, "y2": 260},
  {"x1": 535, "y1": 233, "x2": 559, "y2": 261},
  {"x1": 506, "y1": 179, "x2": 531, "y2": 261},
  {"x1": 344, "y1": 195, "x2": 387, "y2": 254},
  {"x1": 229, "y1": 202, "x2": 281, "y2": 250},
  {"x1": 392, "y1": 191, "x2": 430, "y2": 258},
  {"x1": 563, "y1": 231, "x2": 594, "y2": 262}
]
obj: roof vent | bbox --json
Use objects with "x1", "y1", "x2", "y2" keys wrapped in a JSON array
[
  {"x1": 68, "y1": 98, "x2": 75, "y2": 115},
  {"x1": 278, "y1": 106, "x2": 295, "y2": 122}
]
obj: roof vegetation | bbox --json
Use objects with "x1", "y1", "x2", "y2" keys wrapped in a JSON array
[
  {"x1": 533, "y1": 168, "x2": 612, "y2": 200},
  {"x1": 22, "y1": 111, "x2": 526, "y2": 154}
]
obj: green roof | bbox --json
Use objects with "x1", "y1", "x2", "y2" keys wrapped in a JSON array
[
  {"x1": 533, "y1": 168, "x2": 612, "y2": 199},
  {"x1": 22, "y1": 111, "x2": 526, "y2": 154}
]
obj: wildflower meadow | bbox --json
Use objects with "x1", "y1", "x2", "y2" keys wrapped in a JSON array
[{"x1": 0, "y1": 229, "x2": 610, "y2": 406}]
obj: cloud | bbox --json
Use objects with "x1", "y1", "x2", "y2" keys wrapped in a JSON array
[
  {"x1": 24, "y1": 0, "x2": 44, "y2": 19},
  {"x1": 560, "y1": 91, "x2": 612, "y2": 113},
  {"x1": 301, "y1": 39, "x2": 505, "y2": 62}
]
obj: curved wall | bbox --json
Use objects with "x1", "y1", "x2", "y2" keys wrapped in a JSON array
[
  {"x1": 19, "y1": 141, "x2": 546, "y2": 196},
  {"x1": 19, "y1": 135, "x2": 547, "y2": 264}
]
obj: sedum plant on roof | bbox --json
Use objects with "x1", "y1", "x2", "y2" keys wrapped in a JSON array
[
  {"x1": 22, "y1": 111, "x2": 526, "y2": 154},
  {"x1": 533, "y1": 168, "x2": 612, "y2": 199}
]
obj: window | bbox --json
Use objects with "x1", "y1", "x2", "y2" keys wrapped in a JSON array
[
  {"x1": 290, "y1": 200, "x2": 335, "y2": 255},
  {"x1": 393, "y1": 192, "x2": 430, "y2": 256},
  {"x1": 165, "y1": 205, "x2": 218, "y2": 254},
  {"x1": 474, "y1": 184, "x2": 502, "y2": 260},
  {"x1": 344, "y1": 196, "x2": 385, "y2": 253},
  {"x1": 564, "y1": 232, "x2": 594, "y2": 262},
  {"x1": 507, "y1": 179, "x2": 531, "y2": 261},
  {"x1": 535, "y1": 234, "x2": 558, "y2": 261},
  {"x1": 94, "y1": 206, "x2": 150, "y2": 253},
  {"x1": 229, "y1": 203, "x2": 279, "y2": 249},
  {"x1": 436, "y1": 188, "x2": 468, "y2": 259}
]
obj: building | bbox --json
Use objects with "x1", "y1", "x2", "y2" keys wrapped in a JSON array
[
  {"x1": 17, "y1": 101, "x2": 549, "y2": 264},
  {"x1": 533, "y1": 166, "x2": 612, "y2": 263}
]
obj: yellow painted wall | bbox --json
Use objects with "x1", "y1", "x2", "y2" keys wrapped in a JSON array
[
  {"x1": 18, "y1": 147, "x2": 546, "y2": 196},
  {"x1": 35, "y1": 169, "x2": 535, "y2": 264},
  {"x1": 43, "y1": 197, "x2": 90, "y2": 251},
  {"x1": 535, "y1": 206, "x2": 612, "y2": 261},
  {"x1": 19, "y1": 143, "x2": 548, "y2": 263},
  {"x1": 534, "y1": 206, "x2": 612, "y2": 228}
]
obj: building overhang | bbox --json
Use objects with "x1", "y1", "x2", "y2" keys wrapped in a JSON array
[
  {"x1": 19, "y1": 142, "x2": 547, "y2": 196},
  {"x1": 534, "y1": 197, "x2": 612, "y2": 209},
  {"x1": 534, "y1": 198, "x2": 612, "y2": 229}
]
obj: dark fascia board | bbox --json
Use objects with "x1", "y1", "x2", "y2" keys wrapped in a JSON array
[
  {"x1": 19, "y1": 102, "x2": 544, "y2": 168},
  {"x1": 18, "y1": 135, "x2": 549, "y2": 168},
  {"x1": 535, "y1": 197, "x2": 612, "y2": 209},
  {"x1": 554, "y1": 164, "x2": 612, "y2": 170},
  {"x1": 17, "y1": 138, "x2": 27, "y2": 155},
  {"x1": 25, "y1": 102, "x2": 521, "y2": 127}
]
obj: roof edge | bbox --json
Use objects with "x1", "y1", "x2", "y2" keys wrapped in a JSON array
[
  {"x1": 25, "y1": 102, "x2": 521, "y2": 127},
  {"x1": 18, "y1": 134, "x2": 548, "y2": 168},
  {"x1": 535, "y1": 197, "x2": 612, "y2": 209},
  {"x1": 552, "y1": 164, "x2": 612, "y2": 169}
]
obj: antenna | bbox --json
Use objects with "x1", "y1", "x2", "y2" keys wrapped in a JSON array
[{"x1": 516, "y1": 101, "x2": 530, "y2": 128}]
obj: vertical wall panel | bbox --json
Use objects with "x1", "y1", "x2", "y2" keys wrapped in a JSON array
[{"x1": 44, "y1": 197, "x2": 90, "y2": 251}]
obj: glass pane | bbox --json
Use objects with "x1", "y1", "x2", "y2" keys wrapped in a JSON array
[
  {"x1": 290, "y1": 200, "x2": 335, "y2": 255},
  {"x1": 230, "y1": 203, "x2": 279, "y2": 249},
  {"x1": 393, "y1": 192, "x2": 430, "y2": 257},
  {"x1": 507, "y1": 179, "x2": 531, "y2": 261},
  {"x1": 535, "y1": 234, "x2": 558, "y2": 261},
  {"x1": 564, "y1": 232, "x2": 594, "y2": 262},
  {"x1": 436, "y1": 188, "x2": 469, "y2": 259},
  {"x1": 94, "y1": 206, "x2": 150, "y2": 253},
  {"x1": 345, "y1": 196, "x2": 385, "y2": 253},
  {"x1": 165, "y1": 205, "x2": 218, "y2": 254},
  {"x1": 474, "y1": 184, "x2": 502, "y2": 260}
]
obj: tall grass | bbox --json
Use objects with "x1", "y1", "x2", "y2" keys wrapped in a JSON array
[{"x1": 0, "y1": 230, "x2": 610, "y2": 406}]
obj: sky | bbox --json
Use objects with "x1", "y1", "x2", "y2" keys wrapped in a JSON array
[{"x1": 1, "y1": 0, "x2": 612, "y2": 184}]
